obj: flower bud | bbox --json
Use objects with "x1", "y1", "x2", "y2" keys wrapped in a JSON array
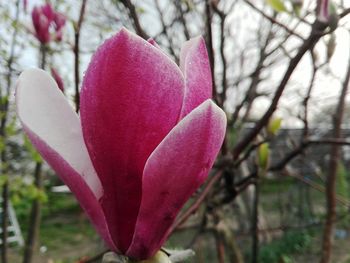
[{"x1": 31, "y1": 3, "x2": 66, "y2": 44}]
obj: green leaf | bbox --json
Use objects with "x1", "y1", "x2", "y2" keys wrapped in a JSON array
[
  {"x1": 258, "y1": 143, "x2": 270, "y2": 170},
  {"x1": 0, "y1": 136, "x2": 5, "y2": 153},
  {"x1": 136, "y1": 7, "x2": 145, "y2": 14},
  {"x1": 267, "y1": 118, "x2": 282, "y2": 136},
  {"x1": 11, "y1": 193, "x2": 21, "y2": 205},
  {"x1": 5, "y1": 117, "x2": 17, "y2": 136},
  {"x1": 266, "y1": 0, "x2": 287, "y2": 12},
  {"x1": 336, "y1": 162, "x2": 349, "y2": 198},
  {"x1": 37, "y1": 189, "x2": 48, "y2": 203},
  {"x1": 0, "y1": 175, "x2": 8, "y2": 187},
  {"x1": 23, "y1": 135, "x2": 42, "y2": 163}
]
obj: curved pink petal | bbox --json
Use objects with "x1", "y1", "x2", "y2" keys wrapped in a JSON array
[
  {"x1": 147, "y1": 38, "x2": 160, "y2": 48},
  {"x1": 127, "y1": 99, "x2": 226, "y2": 259},
  {"x1": 80, "y1": 28, "x2": 184, "y2": 252},
  {"x1": 16, "y1": 69, "x2": 115, "y2": 250},
  {"x1": 179, "y1": 37, "x2": 212, "y2": 118}
]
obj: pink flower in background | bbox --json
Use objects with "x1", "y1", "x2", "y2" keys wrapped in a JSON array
[
  {"x1": 318, "y1": 0, "x2": 330, "y2": 22},
  {"x1": 31, "y1": 4, "x2": 51, "y2": 44},
  {"x1": 23, "y1": 0, "x2": 28, "y2": 12},
  {"x1": 53, "y1": 12, "x2": 66, "y2": 42},
  {"x1": 31, "y1": 3, "x2": 66, "y2": 44},
  {"x1": 16, "y1": 28, "x2": 226, "y2": 260},
  {"x1": 50, "y1": 68, "x2": 64, "y2": 92}
]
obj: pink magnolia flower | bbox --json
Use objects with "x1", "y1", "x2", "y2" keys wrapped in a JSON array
[
  {"x1": 31, "y1": 3, "x2": 66, "y2": 44},
  {"x1": 15, "y1": 28, "x2": 226, "y2": 260}
]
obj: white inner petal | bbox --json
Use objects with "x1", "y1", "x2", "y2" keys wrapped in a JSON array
[{"x1": 16, "y1": 68, "x2": 103, "y2": 199}]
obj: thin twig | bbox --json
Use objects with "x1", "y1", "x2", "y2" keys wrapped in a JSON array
[
  {"x1": 205, "y1": 0, "x2": 218, "y2": 104},
  {"x1": 73, "y1": 0, "x2": 88, "y2": 113},
  {"x1": 120, "y1": 0, "x2": 148, "y2": 39},
  {"x1": 232, "y1": 20, "x2": 328, "y2": 160},
  {"x1": 169, "y1": 170, "x2": 222, "y2": 233}
]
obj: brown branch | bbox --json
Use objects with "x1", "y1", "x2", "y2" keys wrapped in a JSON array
[
  {"x1": 23, "y1": 163, "x2": 43, "y2": 263},
  {"x1": 234, "y1": 137, "x2": 350, "y2": 197},
  {"x1": 320, "y1": 35, "x2": 350, "y2": 263},
  {"x1": 234, "y1": 140, "x2": 267, "y2": 167},
  {"x1": 73, "y1": 0, "x2": 88, "y2": 113},
  {"x1": 205, "y1": 0, "x2": 218, "y2": 104},
  {"x1": 232, "y1": 20, "x2": 328, "y2": 160},
  {"x1": 230, "y1": 22, "x2": 274, "y2": 126},
  {"x1": 212, "y1": 3, "x2": 227, "y2": 106},
  {"x1": 301, "y1": 54, "x2": 318, "y2": 138},
  {"x1": 175, "y1": 1, "x2": 190, "y2": 40},
  {"x1": 243, "y1": 0, "x2": 304, "y2": 41},
  {"x1": 340, "y1": 8, "x2": 350, "y2": 18},
  {"x1": 120, "y1": 0, "x2": 148, "y2": 39},
  {"x1": 154, "y1": 0, "x2": 178, "y2": 63},
  {"x1": 215, "y1": 231, "x2": 225, "y2": 263},
  {"x1": 169, "y1": 170, "x2": 222, "y2": 234},
  {"x1": 290, "y1": 173, "x2": 350, "y2": 207},
  {"x1": 234, "y1": 169, "x2": 350, "y2": 209},
  {"x1": 270, "y1": 138, "x2": 350, "y2": 172}
]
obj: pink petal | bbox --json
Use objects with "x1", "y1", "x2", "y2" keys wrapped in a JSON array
[
  {"x1": 147, "y1": 38, "x2": 159, "y2": 48},
  {"x1": 16, "y1": 69, "x2": 115, "y2": 250},
  {"x1": 42, "y1": 3, "x2": 55, "y2": 21},
  {"x1": 80, "y1": 28, "x2": 184, "y2": 252},
  {"x1": 179, "y1": 37, "x2": 212, "y2": 118},
  {"x1": 54, "y1": 12, "x2": 66, "y2": 30},
  {"x1": 127, "y1": 99, "x2": 226, "y2": 259}
]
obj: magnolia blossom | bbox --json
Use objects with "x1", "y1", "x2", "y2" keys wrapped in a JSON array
[
  {"x1": 31, "y1": 3, "x2": 66, "y2": 44},
  {"x1": 16, "y1": 28, "x2": 226, "y2": 260}
]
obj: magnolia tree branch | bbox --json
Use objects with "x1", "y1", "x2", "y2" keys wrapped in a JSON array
[
  {"x1": 340, "y1": 8, "x2": 350, "y2": 18},
  {"x1": 230, "y1": 20, "x2": 274, "y2": 127},
  {"x1": 174, "y1": 1, "x2": 190, "y2": 40},
  {"x1": 73, "y1": 0, "x2": 88, "y2": 113},
  {"x1": 320, "y1": 33, "x2": 350, "y2": 263},
  {"x1": 243, "y1": 0, "x2": 305, "y2": 40},
  {"x1": 169, "y1": 170, "x2": 223, "y2": 233},
  {"x1": 232, "y1": 20, "x2": 329, "y2": 160},
  {"x1": 233, "y1": 137, "x2": 350, "y2": 200},
  {"x1": 120, "y1": 0, "x2": 148, "y2": 39},
  {"x1": 154, "y1": 0, "x2": 178, "y2": 63},
  {"x1": 212, "y1": 2, "x2": 227, "y2": 105},
  {"x1": 205, "y1": 0, "x2": 218, "y2": 103}
]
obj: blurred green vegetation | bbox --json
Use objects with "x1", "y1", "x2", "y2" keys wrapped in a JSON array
[
  {"x1": 258, "y1": 230, "x2": 313, "y2": 263},
  {"x1": 12, "y1": 191, "x2": 100, "y2": 262},
  {"x1": 9, "y1": 174, "x2": 350, "y2": 262}
]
